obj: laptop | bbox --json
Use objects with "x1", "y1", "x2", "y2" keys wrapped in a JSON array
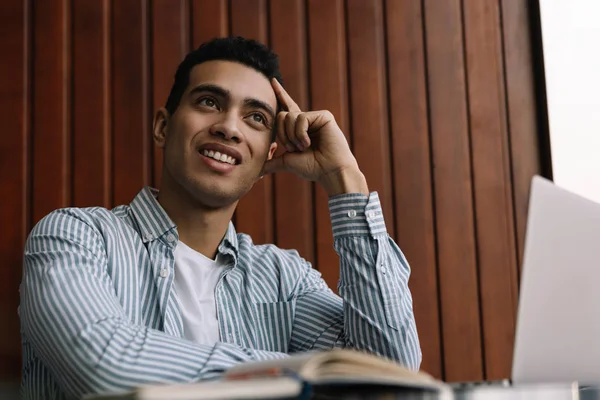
[{"x1": 511, "y1": 176, "x2": 600, "y2": 385}]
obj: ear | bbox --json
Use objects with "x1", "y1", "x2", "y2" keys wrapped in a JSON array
[
  {"x1": 259, "y1": 143, "x2": 278, "y2": 180},
  {"x1": 152, "y1": 108, "x2": 170, "y2": 148},
  {"x1": 267, "y1": 142, "x2": 278, "y2": 160}
]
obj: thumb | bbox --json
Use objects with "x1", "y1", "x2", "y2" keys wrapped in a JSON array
[{"x1": 261, "y1": 154, "x2": 287, "y2": 176}]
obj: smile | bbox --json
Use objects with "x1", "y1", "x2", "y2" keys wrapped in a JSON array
[{"x1": 201, "y1": 149, "x2": 238, "y2": 165}]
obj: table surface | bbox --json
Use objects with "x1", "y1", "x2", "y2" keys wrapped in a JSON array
[
  {"x1": 312, "y1": 381, "x2": 600, "y2": 400},
  {"x1": 5, "y1": 380, "x2": 600, "y2": 399}
]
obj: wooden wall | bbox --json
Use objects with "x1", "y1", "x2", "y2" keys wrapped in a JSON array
[{"x1": 0, "y1": 0, "x2": 545, "y2": 383}]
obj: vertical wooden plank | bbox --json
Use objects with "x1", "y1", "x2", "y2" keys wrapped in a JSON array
[
  {"x1": 152, "y1": 0, "x2": 189, "y2": 188},
  {"x1": 463, "y1": 0, "x2": 519, "y2": 380},
  {"x1": 269, "y1": 0, "x2": 314, "y2": 264},
  {"x1": 307, "y1": 0, "x2": 350, "y2": 289},
  {"x1": 230, "y1": 0, "x2": 273, "y2": 244},
  {"x1": 385, "y1": 0, "x2": 441, "y2": 379},
  {"x1": 73, "y1": 0, "x2": 111, "y2": 208},
  {"x1": 229, "y1": 0, "x2": 267, "y2": 41},
  {"x1": 346, "y1": 0, "x2": 395, "y2": 238},
  {"x1": 501, "y1": 0, "x2": 541, "y2": 272},
  {"x1": 31, "y1": 0, "x2": 71, "y2": 223},
  {"x1": 0, "y1": 0, "x2": 30, "y2": 380},
  {"x1": 192, "y1": 0, "x2": 229, "y2": 47},
  {"x1": 112, "y1": 0, "x2": 151, "y2": 206},
  {"x1": 423, "y1": 0, "x2": 483, "y2": 382}
]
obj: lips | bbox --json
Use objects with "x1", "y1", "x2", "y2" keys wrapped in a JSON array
[{"x1": 198, "y1": 143, "x2": 243, "y2": 165}]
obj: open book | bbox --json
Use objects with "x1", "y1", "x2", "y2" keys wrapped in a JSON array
[{"x1": 86, "y1": 349, "x2": 452, "y2": 399}]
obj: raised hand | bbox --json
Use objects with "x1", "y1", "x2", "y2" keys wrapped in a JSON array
[{"x1": 262, "y1": 79, "x2": 369, "y2": 196}]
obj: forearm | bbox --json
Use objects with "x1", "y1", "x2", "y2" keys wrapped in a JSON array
[
  {"x1": 337, "y1": 234, "x2": 422, "y2": 369},
  {"x1": 73, "y1": 319, "x2": 285, "y2": 393},
  {"x1": 319, "y1": 165, "x2": 369, "y2": 197},
  {"x1": 329, "y1": 192, "x2": 422, "y2": 370}
]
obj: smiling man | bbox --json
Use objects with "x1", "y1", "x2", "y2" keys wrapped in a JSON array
[{"x1": 19, "y1": 37, "x2": 421, "y2": 400}]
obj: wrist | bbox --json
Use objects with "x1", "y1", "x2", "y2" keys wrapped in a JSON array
[{"x1": 319, "y1": 166, "x2": 369, "y2": 197}]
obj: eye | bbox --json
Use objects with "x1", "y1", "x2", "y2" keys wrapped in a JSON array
[
  {"x1": 248, "y1": 112, "x2": 267, "y2": 125},
  {"x1": 197, "y1": 97, "x2": 219, "y2": 109}
]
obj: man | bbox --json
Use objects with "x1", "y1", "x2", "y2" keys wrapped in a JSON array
[{"x1": 20, "y1": 37, "x2": 421, "y2": 399}]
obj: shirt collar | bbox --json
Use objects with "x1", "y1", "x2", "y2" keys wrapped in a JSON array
[
  {"x1": 219, "y1": 221, "x2": 239, "y2": 261},
  {"x1": 130, "y1": 187, "x2": 177, "y2": 243},
  {"x1": 130, "y1": 187, "x2": 240, "y2": 261}
]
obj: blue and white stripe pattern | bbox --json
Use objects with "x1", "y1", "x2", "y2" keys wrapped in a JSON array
[{"x1": 20, "y1": 187, "x2": 421, "y2": 399}]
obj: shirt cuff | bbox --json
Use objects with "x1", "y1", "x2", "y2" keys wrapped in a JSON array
[{"x1": 328, "y1": 192, "x2": 387, "y2": 238}]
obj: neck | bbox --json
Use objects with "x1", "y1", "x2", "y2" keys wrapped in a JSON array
[{"x1": 157, "y1": 177, "x2": 236, "y2": 260}]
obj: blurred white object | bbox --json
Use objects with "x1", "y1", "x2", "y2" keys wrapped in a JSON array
[
  {"x1": 540, "y1": 0, "x2": 600, "y2": 204},
  {"x1": 512, "y1": 176, "x2": 600, "y2": 384}
]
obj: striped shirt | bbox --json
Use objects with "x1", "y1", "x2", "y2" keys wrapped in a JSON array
[{"x1": 20, "y1": 187, "x2": 421, "y2": 399}]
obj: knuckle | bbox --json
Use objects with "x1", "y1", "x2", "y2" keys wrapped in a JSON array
[{"x1": 321, "y1": 110, "x2": 334, "y2": 120}]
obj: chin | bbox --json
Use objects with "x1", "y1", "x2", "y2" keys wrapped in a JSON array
[{"x1": 186, "y1": 181, "x2": 251, "y2": 210}]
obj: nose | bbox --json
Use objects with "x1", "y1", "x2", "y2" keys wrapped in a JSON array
[{"x1": 209, "y1": 112, "x2": 242, "y2": 143}]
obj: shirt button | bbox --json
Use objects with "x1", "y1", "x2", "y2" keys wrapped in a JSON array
[
  {"x1": 166, "y1": 234, "x2": 176, "y2": 243},
  {"x1": 159, "y1": 269, "x2": 168, "y2": 278},
  {"x1": 367, "y1": 210, "x2": 377, "y2": 218},
  {"x1": 381, "y1": 266, "x2": 387, "y2": 275},
  {"x1": 347, "y1": 210, "x2": 357, "y2": 218}
]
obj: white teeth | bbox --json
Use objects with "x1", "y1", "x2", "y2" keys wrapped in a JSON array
[{"x1": 201, "y1": 149, "x2": 237, "y2": 165}]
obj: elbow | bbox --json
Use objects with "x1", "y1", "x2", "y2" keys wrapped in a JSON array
[
  {"x1": 382, "y1": 324, "x2": 423, "y2": 371},
  {"x1": 389, "y1": 341, "x2": 422, "y2": 372},
  {"x1": 400, "y1": 323, "x2": 422, "y2": 371},
  {"x1": 409, "y1": 347, "x2": 423, "y2": 372},
  {"x1": 386, "y1": 342, "x2": 422, "y2": 372}
]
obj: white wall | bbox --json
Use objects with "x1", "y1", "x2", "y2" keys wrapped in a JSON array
[{"x1": 540, "y1": 0, "x2": 600, "y2": 203}]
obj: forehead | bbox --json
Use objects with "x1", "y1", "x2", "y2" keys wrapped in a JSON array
[{"x1": 187, "y1": 60, "x2": 277, "y2": 109}]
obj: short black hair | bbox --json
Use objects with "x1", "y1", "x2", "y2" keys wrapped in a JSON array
[{"x1": 164, "y1": 36, "x2": 283, "y2": 141}]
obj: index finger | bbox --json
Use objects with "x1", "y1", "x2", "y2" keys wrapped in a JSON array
[{"x1": 272, "y1": 78, "x2": 301, "y2": 112}]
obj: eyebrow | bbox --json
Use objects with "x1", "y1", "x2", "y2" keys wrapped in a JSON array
[
  {"x1": 189, "y1": 84, "x2": 230, "y2": 99},
  {"x1": 244, "y1": 98, "x2": 276, "y2": 121},
  {"x1": 189, "y1": 84, "x2": 276, "y2": 121}
]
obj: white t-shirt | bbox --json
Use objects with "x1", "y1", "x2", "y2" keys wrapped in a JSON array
[{"x1": 173, "y1": 240, "x2": 226, "y2": 346}]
